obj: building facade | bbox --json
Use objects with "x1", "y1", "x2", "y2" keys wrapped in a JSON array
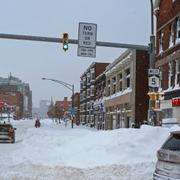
[
  {"x1": 0, "y1": 75, "x2": 32, "y2": 119},
  {"x1": 73, "y1": 92, "x2": 80, "y2": 125},
  {"x1": 80, "y1": 62, "x2": 109, "y2": 127},
  {"x1": 93, "y1": 73, "x2": 107, "y2": 130},
  {"x1": 0, "y1": 90, "x2": 23, "y2": 119},
  {"x1": 104, "y1": 49, "x2": 149, "y2": 129},
  {"x1": 55, "y1": 97, "x2": 72, "y2": 119},
  {"x1": 154, "y1": 0, "x2": 180, "y2": 123}
]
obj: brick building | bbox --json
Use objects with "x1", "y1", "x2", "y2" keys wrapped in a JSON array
[
  {"x1": 73, "y1": 92, "x2": 80, "y2": 125},
  {"x1": 93, "y1": 72, "x2": 107, "y2": 130},
  {"x1": 0, "y1": 75, "x2": 32, "y2": 119},
  {"x1": 55, "y1": 97, "x2": 72, "y2": 119},
  {"x1": 104, "y1": 49, "x2": 149, "y2": 129},
  {"x1": 80, "y1": 62, "x2": 109, "y2": 127},
  {"x1": 154, "y1": 0, "x2": 180, "y2": 122},
  {"x1": 0, "y1": 90, "x2": 23, "y2": 119}
]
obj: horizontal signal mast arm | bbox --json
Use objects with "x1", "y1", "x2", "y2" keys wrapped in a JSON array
[{"x1": 0, "y1": 33, "x2": 149, "y2": 50}]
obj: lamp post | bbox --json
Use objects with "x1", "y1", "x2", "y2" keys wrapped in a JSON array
[{"x1": 42, "y1": 77, "x2": 74, "y2": 128}]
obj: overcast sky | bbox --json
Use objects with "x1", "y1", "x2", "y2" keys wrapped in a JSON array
[{"x1": 0, "y1": 0, "x2": 151, "y2": 107}]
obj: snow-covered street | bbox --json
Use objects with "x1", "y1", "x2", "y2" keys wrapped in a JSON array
[{"x1": 0, "y1": 119, "x2": 179, "y2": 180}]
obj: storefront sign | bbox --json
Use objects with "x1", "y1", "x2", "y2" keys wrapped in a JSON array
[{"x1": 172, "y1": 98, "x2": 180, "y2": 107}]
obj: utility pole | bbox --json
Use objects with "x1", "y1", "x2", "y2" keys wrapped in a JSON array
[{"x1": 147, "y1": 0, "x2": 158, "y2": 126}]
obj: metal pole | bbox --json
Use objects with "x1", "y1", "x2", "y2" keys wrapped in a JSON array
[
  {"x1": 71, "y1": 85, "x2": 74, "y2": 128},
  {"x1": 148, "y1": 0, "x2": 156, "y2": 125},
  {"x1": 0, "y1": 33, "x2": 149, "y2": 50},
  {"x1": 42, "y1": 78, "x2": 74, "y2": 128},
  {"x1": 149, "y1": 0, "x2": 156, "y2": 69}
]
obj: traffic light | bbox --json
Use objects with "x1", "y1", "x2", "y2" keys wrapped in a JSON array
[
  {"x1": 147, "y1": 92, "x2": 163, "y2": 101},
  {"x1": 62, "y1": 33, "x2": 69, "y2": 51},
  {"x1": 148, "y1": 92, "x2": 157, "y2": 101}
]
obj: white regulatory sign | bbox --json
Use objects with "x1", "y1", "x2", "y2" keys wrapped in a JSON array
[
  {"x1": 78, "y1": 22, "x2": 97, "y2": 48},
  {"x1": 148, "y1": 69, "x2": 160, "y2": 76},
  {"x1": 149, "y1": 75, "x2": 160, "y2": 88},
  {"x1": 78, "y1": 47, "x2": 96, "y2": 58}
]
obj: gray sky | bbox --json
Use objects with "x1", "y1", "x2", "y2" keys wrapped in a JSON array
[{"x1": 0, "y1": 0, "x2": 151, "y2": 107}]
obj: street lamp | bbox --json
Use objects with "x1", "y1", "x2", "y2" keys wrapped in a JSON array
[{"x1": 42, "y1": 77, "x2": 74, "y2": 128}]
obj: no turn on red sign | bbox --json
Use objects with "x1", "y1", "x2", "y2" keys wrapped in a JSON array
[{"x1": 78, "y1": 22, "x2": 97, "y2": 58}]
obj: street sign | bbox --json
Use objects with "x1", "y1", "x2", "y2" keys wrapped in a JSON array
[
  {"x1": 149, "y1": 75, "x2": 160, "y2": 88},
  {"x1": 78, "y1": 22, "x2": 97, "y2": 48},
  {"x1": 78, "y1": 47, "x2": 96, "y2": 58},
  {"x1": 70, "y1": 107, "x2": 77, "y2": 115},
  {"x1": 78, "y1": 22, "x2": 97, "y2": 58},
  {"x1": 148, "y1": 69, "x2": 160, "y2": 76}
]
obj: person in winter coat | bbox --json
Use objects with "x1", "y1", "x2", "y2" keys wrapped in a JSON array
[{"x1": 35, "y1": 118, "x2": 41, "y2": 128}]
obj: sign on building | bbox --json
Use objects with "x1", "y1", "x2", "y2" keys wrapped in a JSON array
[{"x1": 78, "y1": 22, "x2": 97, "y2": 58}]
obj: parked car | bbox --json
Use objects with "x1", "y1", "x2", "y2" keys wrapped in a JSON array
[
  {"x1": 0, "y1": 122, "x2": 16, "y2": 143},
  {"x1": 153, "y1": 131, "x2": 180, "y2": 180}
]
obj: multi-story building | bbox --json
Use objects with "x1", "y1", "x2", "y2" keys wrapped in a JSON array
[
  {"x1": 80, "y1": 62, "x2": 109, "y2": 127},
  {"x1": 73, "y1": 92, "x2": 80, "y2": 125},
  {"x1": 154, "y1": 0, "x2": 180, "y2": 122},
  {"x1": 0, "y1": 75, "x2": 32, "y2": 119},
  {"x1": 93, "y1": 72, "x2": 107, "y2": 130},
  {"x1": 0, "y1": 91, "x2": 23, "y2": 119},
  {"x1": 55, "y1": 97, "x2": 72, "y2": 119},
  {"x1": 104, "y1": 49, "x2": 149, "y2": 129}
]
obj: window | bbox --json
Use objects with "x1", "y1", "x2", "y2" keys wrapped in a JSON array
[
  {"x1": 126, "y1": 68, "x2": 130, "y2": 88},
  {"x1": 176, "y1": 17, "x2": 180, "y2": 44},
  {"x1": 158, "y1": 67, "x2": 162, "y2": 89},
  {"x1": 175, "y1": 59, "x2": 180, "y2": 85},
  {"x1": 107, "y1": 79, "x2": 111, "y2": 96},
  {"x1": 162, "y1": 133, "x2": 180, "y2": 151},
  {"x1": 112, "y1": 76, "x2": 116, "y2": 94},
  {"x1": 161, "y1": 108, "x2": 173, "y2": 119},
  {"x1": 169, "y1": 23, "x2": 175, "y2": 48},
  {"x1": 159, "y1": 30, "x2": 164, "y2": 53},
  {"x1": 118, "y1": 73, "x2": 123, "y2": 91},
  {"x1": 168, "y1": 61, "x2": 174, "y2": 87}
]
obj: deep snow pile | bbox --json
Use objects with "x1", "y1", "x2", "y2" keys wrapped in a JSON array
[
  {"x1": 1, "y1": 119, "x2": 179, "y2": 180},
  {"x1": 11, "y1": 119, "x2": 176, "y2": 168}
]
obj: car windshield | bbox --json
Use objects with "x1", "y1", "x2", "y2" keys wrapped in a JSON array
[{"x1": 162, "y1": 134, "x2": 180, "y2": 151}]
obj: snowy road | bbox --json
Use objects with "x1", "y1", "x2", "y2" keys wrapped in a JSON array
[{"x1": 0, "y1": 119, "x2": 176, "y2": 180}]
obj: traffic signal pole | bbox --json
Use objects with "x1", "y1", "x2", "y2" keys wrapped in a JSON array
[{"x1": 0, "y1": 33, "x2": 148, "y2": 50}]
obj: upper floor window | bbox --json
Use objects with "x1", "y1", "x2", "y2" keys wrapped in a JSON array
[
  {"x1": 126, "y1": 68, "x2": 130, "y2": 88},
  {"x1": 168, "y1": 61, "x2": 174, "y2": 88},
  {"x1": 159, "y1": 30, "x2": 164, "y2": 53},
  {"x1": 175, "y1": 59, "x2": 180, "y2": 86},
  {"x1": 176, "y1": 17, "x2": 180, "y2": 44},
  {"x1": 112, "y1": 76, "x2": 116, "y2": 94},
  {"x1": 169, "y1": 23, "x2": 175, "y2": 48},
  {"x1": 118, "y1": 73, "x2": 123, "y2": 91},
  {"x1": 112, "y1": 76, "x2": 116, "y2": 84}
]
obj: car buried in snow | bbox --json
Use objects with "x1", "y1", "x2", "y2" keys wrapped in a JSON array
[
  {"x1": 0, "y1": 122, "x2": 16, "y2": 143},
  {"x1": 153, "y1": 131, "x2": 180, "y2": 180}
]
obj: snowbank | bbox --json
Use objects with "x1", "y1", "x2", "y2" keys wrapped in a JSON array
[{"x1": 12, "y1": 121, "x2": 173, "y2": 168}]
